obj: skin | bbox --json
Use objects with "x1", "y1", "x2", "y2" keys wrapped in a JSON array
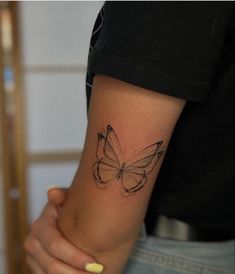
[
  {"x1": 25, "y1": 75, "x2": 186, "y2": 274},
  {"x1": 58, "y1": 75, "x2": 186, "y2": 273},
  {"x1": 24, "y1": 188, "x2": 100, "y2": 274}
]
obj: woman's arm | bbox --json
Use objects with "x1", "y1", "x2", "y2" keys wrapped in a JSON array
[{"x1": 58, "y1": 74, "x2": 186, "y2": 274}]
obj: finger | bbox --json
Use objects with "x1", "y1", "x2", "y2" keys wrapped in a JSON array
[
  {"x1": 26, "y1": 255, "x2": 45, "y2": 274},
  {"x1": 32, "y1": 217, "x2": 100, "y2": 271},
  {"x1": 31, "y1": 240, "x2": 88, "y2": 274},
  {"x1": 40, "y1": 201, "x2": 58, "y2": 220},
  {"x1": 47, "y1": 187, "x2": 67, "y2": 206}
]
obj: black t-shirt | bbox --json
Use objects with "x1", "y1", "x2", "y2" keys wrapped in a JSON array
[{"x1": 86, "y1": 2, "x2": 235, "y2": 235}]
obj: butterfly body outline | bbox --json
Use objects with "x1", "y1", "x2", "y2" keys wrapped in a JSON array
[{"x1": 93, "y1": 124, "x2": 164, "y2": 194}]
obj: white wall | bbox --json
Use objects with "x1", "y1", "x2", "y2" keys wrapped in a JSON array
[
  {"x1": 18, "y1": 2, "x2": 103, "y2": 222},
  {"x1": 20, "y1": 2, "x2": 103, "y2": 66}
]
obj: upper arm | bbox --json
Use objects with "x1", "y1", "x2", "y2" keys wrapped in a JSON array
[{"x1": 59, "y1": 74, "x2": 185, "y2": 252}]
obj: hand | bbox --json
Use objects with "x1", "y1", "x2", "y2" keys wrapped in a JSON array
[{"x1": 24, "y1": 187, "x2": 104, "y2": 274}]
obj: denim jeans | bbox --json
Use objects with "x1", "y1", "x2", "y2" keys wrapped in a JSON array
[{"x1": 123, "y1": 225, "x2": 234, "y2": 274}]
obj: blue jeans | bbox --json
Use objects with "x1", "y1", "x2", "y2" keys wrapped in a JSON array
[{"x1": 123, "y1": 225, "x2": 234, "y2": 274}]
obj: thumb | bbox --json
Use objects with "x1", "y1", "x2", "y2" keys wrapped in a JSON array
[{"x1": 47, "y1": 187, "x2": 68, "y2": 206}]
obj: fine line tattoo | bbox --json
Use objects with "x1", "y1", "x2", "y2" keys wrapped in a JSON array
[{"x1": 92, "y1": 124, "x2": 164, "y2": 195}]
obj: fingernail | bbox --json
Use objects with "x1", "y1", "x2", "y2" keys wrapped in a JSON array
[
  {"x1": 85, "y1": 263, "x2": 104, "y2": 273},
  {"x1": 47, "y1": 185, "x2": 58, "y2": 191}
]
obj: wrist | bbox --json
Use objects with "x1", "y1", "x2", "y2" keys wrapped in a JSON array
[
  {"x1": 58, "y1": 205, "x2": 137, "y2": 273},
  {"x1": 58, "y1": 212, "x2": 135, "y2": 274},
  {"x1": 58, "y1": 208, "x2": 135, "y2": 254}
]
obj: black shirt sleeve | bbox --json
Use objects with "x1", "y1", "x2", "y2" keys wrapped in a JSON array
[{"x1": 87, "y1": 2, "x2": 234, "y2": 103}]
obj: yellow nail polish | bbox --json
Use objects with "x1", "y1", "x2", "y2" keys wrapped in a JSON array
[{"x1": 85, "y1": 263, "x2": 104, "y2": 273}]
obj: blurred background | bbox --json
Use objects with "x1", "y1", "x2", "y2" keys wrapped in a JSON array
[{"x1": 0, "y1": 2, "x2": 103, "y2": 274}]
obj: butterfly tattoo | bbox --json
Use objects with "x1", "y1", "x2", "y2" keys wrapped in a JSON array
[{"x1": 92, "y1": 124, "x2": 164, "y2": 195}]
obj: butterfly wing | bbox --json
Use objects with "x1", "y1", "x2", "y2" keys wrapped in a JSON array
[
  {"x1": 96, "y1": 132, "x2": 106, "y2": 160},
  {"x1": 121, "y1": 170, "x2": 147, "y2": 193},
  {"x1": 93, "y1": 125, "x2": 121, "y2": 186},
  {"x1": 121, "y1": 141, "x2": 164, "y2": 193},
  {"x1": 95, "y1": 125, "x2": 121, "y2": 162},
  {"x1": 103, "y1": 124, "x2": 122, "y2": 162},
  {"x1": 93, "y1": 159, "x2": 120, "y2": 185},
  {"x1": 126, "y1": 141, "x2": 164, "y2": 174}
]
